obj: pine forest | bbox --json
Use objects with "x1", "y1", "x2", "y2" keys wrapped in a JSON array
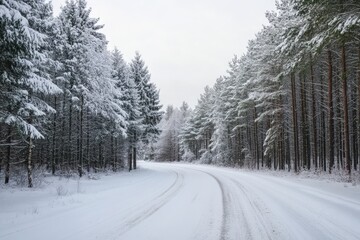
[
  {"x1": 0, "y1": 0, "x2": 162, "y2": 187},
  {"x1": 1, "y1": 1, "x2": 360, "y2": 239},
  {"x1": 1, "y1": 0, "x2": 360, "y2": 186},
  {"x1": 156, "y1": 0, "x2": 360, "y2": 179}
]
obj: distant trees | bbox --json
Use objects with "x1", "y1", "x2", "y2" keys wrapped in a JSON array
[
  {"x1": 176, "y1": 0, "x2": 360, "y2": 177},
  {"x1": 0, "y1": 0, "x2": 161, "y2": 187},
  {"x1": 154, "y1": 103, "x2": 190, "y2": 162}
]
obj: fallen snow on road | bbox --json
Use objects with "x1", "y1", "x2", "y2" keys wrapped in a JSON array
[{"x1": 1, "y1": 161, "x2": 359, "y2": 240}]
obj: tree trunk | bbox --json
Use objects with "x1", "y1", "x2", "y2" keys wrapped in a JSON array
[
  {"x1": 237, "y1": 128, "x2": 242, "y2": 166},
  {"x1": 300, "y1": 72, "x2": 310, "y2": 170},
  {"x1": 280, "y1": 125, "x2": 285, "y2": 170},
  {"x1": 351, "y1": 76, "x2": 358, "y2": 171},
  {"x1": 78, "y1": 95, "x2": 84, "y2": 177},
  {"x1": 336, "y1": 87, "x2": 343, "y2": 170},
  {"x1": 60, "y1": 92, "x2": 66, "y2": 172},
  {"x1": 0, "y1": 125, "x2": 2, "y2": 173},
  {"x1": 260, "y1": 122, "x2": 264, "y2": 168},
  {"x1": 320, "y1": 70, "x2": 326, "y2": 172},
  {"x1": 286, "y1": 131, "x2": 291, "y2": 172},
  {"x1": 279, "y1": 96, "x2": 285, "y2": 170},
  {"x1": 133, "y1": 145, "x2": 137, "y2": 170},
  {"x1": 52, "y1": 96, "x2": 57, "y2": 175},
  {"x1": 111, "y1": 135, "x2": 116, "y2": 172},
  {"x1": 341, "y1": 43, "x2": 351, "y2": 176},
  {"x1": 4, "y1": 125, "x2": 11, "y2": 184},
  {"x1": 328, "y1": 50, "x2": 335, "y2": 173},
  {"x1": 115, "y1": 137, "x2": 119, "y2": 167},
  {"x1": 27, "y1": 137, "x2": 33, "y2": 188},
  {"x1": 266, "y1": 118, "x2": 271, "y2": 169},
  {"x1": 253, "y1": 105, "x2": 259, "y2": 170},
  {"x1": 291, "y1": 73, "x2": 299, "y2": 172},
  {"x1": 310, "y1": 57, "x2": 318, "y2": 170},
  {"x1": 133, "y1": 132, "x2": 137, "y2": 170},
  {"x1": 68, "y1": 97, "x2": 73, "y2": 171},
  {"x1": 86, "y1": 109, "x2": 90, "y2": 172},
  {"x1": 128, "y1": 146, "x2": 132, "y2": 171},
  {"x1": 98, "y1": 140, "x2": 102, "y2": 169},
  {"x1": 357, "y1": 46, "x2": 360, "y2": 171}
]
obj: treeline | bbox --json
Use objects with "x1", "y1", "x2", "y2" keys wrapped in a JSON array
[
  {"x1": 0, "y1": 0, "x2": 162, "y2": 187},
  {"x1": 164, "y1": 0, "x2": 359, "y2": 176}
]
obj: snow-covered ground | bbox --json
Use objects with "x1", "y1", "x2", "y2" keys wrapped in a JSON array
[{"x1": 1, "y1": 161, "x2": 360, "y2": 240}]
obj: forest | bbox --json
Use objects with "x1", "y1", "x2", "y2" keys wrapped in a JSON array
[
  {"x1": 1, "y1": 1, "x2": 359, "y2": 239},
  {"x1": 1, "y1": 0, "x2": 360, "y2": 189},
  {"x1": 0, "y1": 0, "x2": 162, "y2": 187},
  {"x1": 155, "y1": 0, "x2": 360, "y2": 179}
]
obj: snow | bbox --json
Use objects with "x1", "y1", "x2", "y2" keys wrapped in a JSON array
[{"x1": 1, "y1": 161, "x2": 360, "y2": 240}]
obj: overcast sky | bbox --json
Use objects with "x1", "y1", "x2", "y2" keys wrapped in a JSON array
[{"x1": 51, "y1": 0, "x2": 276, "y2": 108}]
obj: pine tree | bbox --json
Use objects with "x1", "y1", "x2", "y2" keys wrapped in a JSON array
[
  {"x1": 129, "y1": 52, "x2": 162, "y2": 167},
  {"x1": 111, "y1": 48, "x2": 140, "y2": 171}
]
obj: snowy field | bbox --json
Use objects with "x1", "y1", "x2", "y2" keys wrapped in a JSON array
[{"x1": 1, "y1": 161, "x2": 360, "y2": 240}]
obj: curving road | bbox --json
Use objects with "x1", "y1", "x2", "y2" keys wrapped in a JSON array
[
  {"x1": 1, "y1": 161, "x2": 360, "y2": 240},
  {"x1": 121, "y1": 161, "x2": 360, "y2": 240}
]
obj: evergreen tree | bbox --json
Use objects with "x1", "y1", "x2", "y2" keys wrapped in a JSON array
[
  {"x1": 129, "y1": 52, "x2": 162, "y2": 166},
  {"x1": 111, "y1": 48, "x2": 141, "y2": 171}
]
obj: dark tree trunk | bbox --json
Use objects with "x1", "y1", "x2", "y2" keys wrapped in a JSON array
[
  {"x1": 52, "y1": 96, "x2": 57, "y2": 175},
  {"x1": 98, "y1": 140, "x2": 102, "y2": 169},
  {"x1": 341, "y1": 44, "x2": 351, "y2": 176},
  {"x1": 133, "y1": 146, "x2": 137, "y2": 170},
  {"x1": 291, "y1": 73, "x2": 299, "y2": 172},
  {"x1": 78, "y1": 95, "x2": 84, "y2": 177},
  {"x1": 115, "y1": 137, "x2": 119, "y2": 167},
  {"x1": 68, "y1": 97, "x2": 73, "y2": 171},
  {"x1": 351, "y1": 76, "x2": 358, "y2": 171},
  {"x1": 27, "y1": 137, "x2": 33, "y2": 188},
  {"x1": 320, "y1": 70, "x2": 326, "y2": 172},
  {"x1": 266, "y1": 118, "x2": 271, "y2": 169},
  {"x1": 286, "y1": 131, "x2": 291, "y2": 172},
  {"x1": 310, "y1": 58, "x2": 318, "y2": 170},
  {"x1": 128, "y1": 146, "x2": 133, "y2": 172},
  {"x1": 300, "y1": 72, "x2": 311, "y2": 170},
  {"x1": 133, "y1": 132, "x2": 137, "y2": 170},
  {"x1": 111, "y1": 135, "x2": 116, "y2": 172},
  {"x1": 328, "y1": 50, "x2": 335, "y2": 173},
  {"x1": 0, "y1": 124, "x2": 2, "y2": 173},
  {"x1": 4, "y1": 125, "x2": 11, "y2": 184},
  {"x1": 336, "y1": 86, "x2": 343, "y2": 170},
  {"x1": 60, "y1": 92, "x2": 66, "y2": 171},
  {"x1": 357, "y1": 46, "x2": 360, "y2": 171},
  {"x1": 253, "y1": 106, "x2": 259, "y2": 170},
  {"x1": 86, "y1": 109, "x2": 90, "y2": 172}
]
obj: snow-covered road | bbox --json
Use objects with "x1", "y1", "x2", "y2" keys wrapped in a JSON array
[{"x1": 1, "y1": 161, "x2": 360, "y2": 240}]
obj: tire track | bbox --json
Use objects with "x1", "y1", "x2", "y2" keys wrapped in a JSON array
[
  {"x1": 190, "y1": 168, "x2": 252, "y2": 240},
  {"x1": 56, "y1": 170, "x2": 184, "y2": 240},
  {"x1": 204, "y1": 171, "x2": 228, "y2": 240},
  {"x1": 116, "y1": 170, "x2": 184, "y2": 237},
  {"x1": 0, "y1": 169, "x2": 163, "y2": 240},
  {"x1": 231, "y1": 179, "x2": 276, "y2": 240},
  {"x1": 228, "y1": 173, "x2": 358, "y2": 240},
  {"x1": 180, "y1": 168, "x2": 227, "y2": 239}
]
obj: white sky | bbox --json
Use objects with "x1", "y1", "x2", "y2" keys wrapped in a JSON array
[{"x1": 51, "y1": 0, "x2": 276, "y2": 108}]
